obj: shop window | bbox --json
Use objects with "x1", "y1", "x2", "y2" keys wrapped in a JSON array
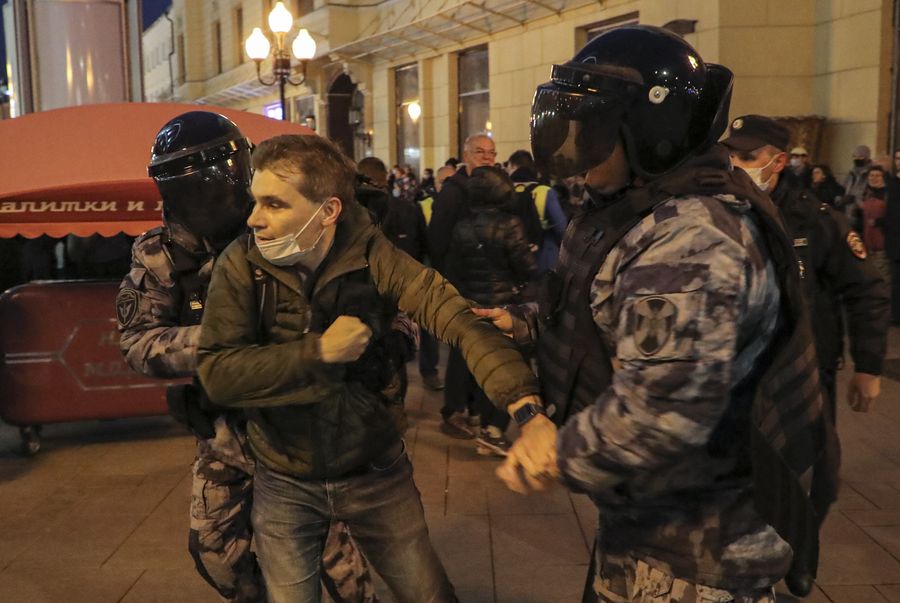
[
  {"x1": 213, "y1": 21, "x2": 222, "y2": 75},
  {"x1": 458, "y1": 45, "x2": 489, "y2": 159},
  {"x1": 579, "y1": 12, "x2": 639, "y2": 47},
  {"x1": 395, "y1": 63, "x2": 421, "y2": 177}
]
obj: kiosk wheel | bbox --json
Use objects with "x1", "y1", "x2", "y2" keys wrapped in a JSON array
[{"x1": 19, "y1": 425, "x2": 42, "y2": 456}]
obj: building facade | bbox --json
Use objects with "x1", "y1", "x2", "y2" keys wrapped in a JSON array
[{"x1": 147, "y1": 0, "x2": 898, "y2": 178}]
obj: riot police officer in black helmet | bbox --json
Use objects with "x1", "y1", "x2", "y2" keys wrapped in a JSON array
[
  {"x1": 475, "y1": 26, "x2": 838, "y2": 600},
  {"x1": 118, "y1": 111, "x2": 377, "y2": 603},
  {"x1": 148, "y1": 111, "x2": 253, "y2": 250}
]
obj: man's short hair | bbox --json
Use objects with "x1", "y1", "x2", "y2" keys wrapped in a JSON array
[
  {"x1": 252, "y1": 135, "x2": 356, "y2": 205},
  {"x1": 507, "y1": 150, "x2": 535, "y2": 170},
  {"x1": 358, "y1": 156, "x2": 389, "y2": 187}
]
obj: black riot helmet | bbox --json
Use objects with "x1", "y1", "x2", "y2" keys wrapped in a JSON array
[
  {"x1": 530, "y1": 25, "x2": 733, "y2": 180},
  {"x1": 148, "y1": 111, "x2": 253, "y2": 247}
]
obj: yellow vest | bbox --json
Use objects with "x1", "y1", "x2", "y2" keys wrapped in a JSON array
[
  {"x1": 419, "y1": 196, "x2": 434, "y2": 226},
  {"x1": 514, "y1": 183, "x2": 551, "y2": 230}
]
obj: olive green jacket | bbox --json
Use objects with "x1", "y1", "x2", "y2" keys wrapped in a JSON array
[{"x1": 197, "y1": 200, "x2": 539, "y2": 478}]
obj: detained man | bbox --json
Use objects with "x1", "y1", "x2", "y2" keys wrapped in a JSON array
[{"x1": 197, "y1": 134, "x2": 543, "y2": 603}]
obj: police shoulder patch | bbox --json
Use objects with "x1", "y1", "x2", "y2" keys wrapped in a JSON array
[
  {"x1": 846, "y1": 231, "x2": 867, "y2": 260},
  {"x1": 633, "y1": 296, "x2": 677, "y2": 356},
  {"x1": 116, "y1": 288, "x2": 140, "y2": 327}
]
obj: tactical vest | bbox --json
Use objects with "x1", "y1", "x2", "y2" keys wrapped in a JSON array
[
  {"x1": 164, "y1": 231, "x2": 214, "y2": 327},
  {"x1": 537, "y1": 164, "x2": 839, "y2": 582},
  {"x1": 774, "y1": 186, "x2": 819, "y2": 301}
]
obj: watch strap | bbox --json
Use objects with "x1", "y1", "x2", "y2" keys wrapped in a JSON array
[{"x1": 513, "y1": 402, "x2": 547, "y2": 427}]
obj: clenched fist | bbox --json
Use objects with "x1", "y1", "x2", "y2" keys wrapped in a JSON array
[{"x1": 319, "y1": 315, "x2": 372, "y2": 363}]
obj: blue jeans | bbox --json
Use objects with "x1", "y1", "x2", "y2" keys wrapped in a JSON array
[{"x1": 252, "y1": 444, "x2": 457, "y2": 603}]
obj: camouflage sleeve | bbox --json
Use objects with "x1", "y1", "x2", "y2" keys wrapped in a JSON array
[
  {"x1": 557, "y1": 198, "x2": 751, "y2": 496},
  {"x1": 117, "y1": 233, "x2": 200, "y2": 379}
]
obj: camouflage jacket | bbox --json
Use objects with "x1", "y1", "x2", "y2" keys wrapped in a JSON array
[
  {"x1": 117, "y1": 220, "x2": 216, "y2": 378},
  {"x1": 555, "y1": 194, "x2": 792, "y2": 589}
]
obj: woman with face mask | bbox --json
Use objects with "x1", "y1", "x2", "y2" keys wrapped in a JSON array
[{"x1": 842, "y1": 145, "x2": 873, "y2": 212}]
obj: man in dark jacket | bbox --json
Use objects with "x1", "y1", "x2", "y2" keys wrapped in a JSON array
[
  {"x1": 428, "y1": 133, "x2": 498, "y2": 272},
  {"x1": 725, "y1": 114, "x2": 890, "y2": 417},
  {"x1": 197, "y1": 134, "x2": 542, "y2": 603},
  {"x1": 359, "y1": 156, "x2": 428, "y2": 262}
]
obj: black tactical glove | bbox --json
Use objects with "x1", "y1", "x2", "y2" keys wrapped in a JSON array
[{"x1": 166, "y1": 383, "x2": 216, "y2": 440}]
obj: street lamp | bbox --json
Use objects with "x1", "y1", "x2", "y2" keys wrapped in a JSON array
[{"x1": 245, "y1": 1, "x2": 317, "y2": 121}]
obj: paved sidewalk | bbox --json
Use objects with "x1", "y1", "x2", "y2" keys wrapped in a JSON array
[{"x1": 0, "y1": 328, "x2": 898, "y2": 603}]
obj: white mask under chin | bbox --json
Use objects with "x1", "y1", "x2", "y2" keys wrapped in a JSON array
[{"x1": 255, "y1": 202, "x2": 326, "y2": 266}]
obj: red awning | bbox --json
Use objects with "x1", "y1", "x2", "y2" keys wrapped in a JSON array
[{"x1": 0, "y1": 103, "x2": 314, "y2": 238}]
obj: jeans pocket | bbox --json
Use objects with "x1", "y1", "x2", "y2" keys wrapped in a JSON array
[{"x1": 370, "y1": 440, "x2": 406, "y2": 472}]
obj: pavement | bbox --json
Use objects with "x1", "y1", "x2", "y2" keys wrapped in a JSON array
[{"x1": 0, "y1": 328, "x2": 899, "y2": 603}]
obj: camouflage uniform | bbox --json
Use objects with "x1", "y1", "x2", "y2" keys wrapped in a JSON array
[
  {"x1": 543, "y1": 193, "x2": 790, "y2": 599},
  {"x1": 118, "y1": 221, "x2": 377, "y2": 603},
  {"x1": 594, "y1": 554, "x2": 775, "y2": 603}
]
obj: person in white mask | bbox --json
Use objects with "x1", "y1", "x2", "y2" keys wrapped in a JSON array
[
  {"x1": 725, "y1": 113, "x2": 888, "y2": 424},
  {"x1": 721, "y1": 115, "x2": 790, "y2": 192},
  {"x1": 197, "y1": 134, "x2": 544, "y2": 603},
  {"x1": 789, "y1": 146, "x2": 812, "y2": 187}
]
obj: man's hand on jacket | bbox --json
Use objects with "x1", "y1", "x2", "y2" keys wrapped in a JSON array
[{"x1": 320, "y1": 316, "x2": 372, "y2": 363}]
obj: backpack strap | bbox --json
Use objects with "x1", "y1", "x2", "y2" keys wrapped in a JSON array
[{"x1": 251, "y1": 265, "x2": 276, "y2": 342}]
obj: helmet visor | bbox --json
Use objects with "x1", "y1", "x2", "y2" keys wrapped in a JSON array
[
  {"x1": 530, "y1": 83, "x2": 626, "y2": 180},
  {"x1": 155, "y1": 153, "x2": 252, "y2": 241}
]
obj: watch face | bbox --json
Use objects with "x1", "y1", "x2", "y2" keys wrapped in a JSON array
[{"x1": 514, "y1": 403, "x2": 545, "y2": 426}]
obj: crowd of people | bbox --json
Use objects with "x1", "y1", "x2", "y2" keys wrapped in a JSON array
[
  {"x1": 39, "y1": 21, "x2": 893, "y2": 603},
  {"x1": 370, "y1": 135, "x2": 900, "y2": 339}
]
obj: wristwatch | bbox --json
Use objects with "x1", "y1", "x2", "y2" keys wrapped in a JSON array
[{"x1": 513, "y1": 402, "x2": 547, "y2": 428}]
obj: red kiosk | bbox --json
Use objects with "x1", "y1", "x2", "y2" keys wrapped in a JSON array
[{"x1": 0, "y1": 103, "x2": 313, "y2": 453}]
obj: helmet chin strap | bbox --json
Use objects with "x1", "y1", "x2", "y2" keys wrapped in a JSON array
[{"x1": 583, "y1": 183, "x2": 629, "y2": 209}]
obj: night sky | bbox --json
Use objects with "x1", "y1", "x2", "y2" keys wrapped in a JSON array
[
  {"x1": 143, "y1": 0, "x2": 173, "y2": 30},
  {"x1": 0, "y1": 0, "x2": 173, "y2": 89}
]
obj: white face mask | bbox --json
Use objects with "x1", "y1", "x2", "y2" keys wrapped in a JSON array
[
  {"x1": 789, "y1": 157, "x2": 804, "y2": 169},
  {"x1": 743, "y1": 155, "x2": 778, "y2": 192},
  {"x1": 254, "y1": 201, "x2": 327, "y2": 266}
]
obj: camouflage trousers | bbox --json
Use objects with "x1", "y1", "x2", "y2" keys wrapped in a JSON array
[
  {"x1": 592, "y1": 552, "x2": 776, "y2": 603},
  {"x1": 190, "y1": 416, "x2": 378, "y2": 603}
]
